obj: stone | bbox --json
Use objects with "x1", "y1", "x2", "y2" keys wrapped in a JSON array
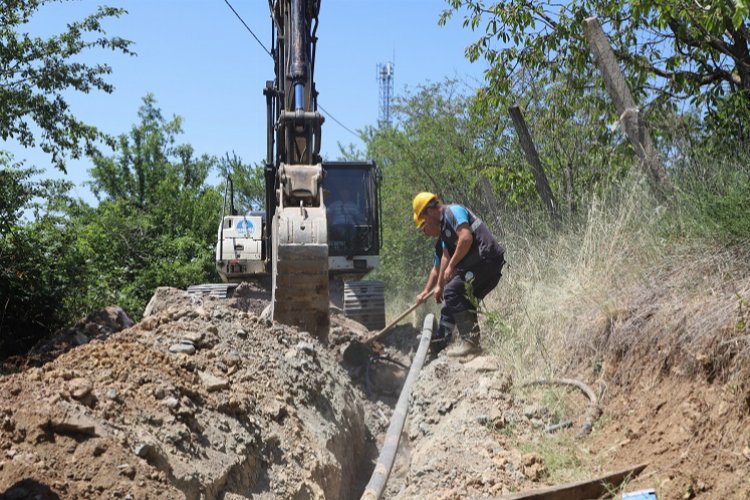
[
  {"x1": 464, "y1": 356, "x2": 499, "y2": 372},
  {"x1": 181, "y1": 331, "x2": 204, "y2": 344},
  {"x1": 199, "y1": 372, "x2": 229, "y2": 392},
  {"x1": 163, "y1": 397, "x2": 179, "y2": 409},
  {"x1": 68, "y1": 378, "x2": 92, "y2": 399},
  {"x1": 169, "y1": 343, "x2": 196, "y2": 355}
]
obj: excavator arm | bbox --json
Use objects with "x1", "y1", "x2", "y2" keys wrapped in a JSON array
[{"x1": 266, "y1": 0, "x2": 330, "y2": 337}]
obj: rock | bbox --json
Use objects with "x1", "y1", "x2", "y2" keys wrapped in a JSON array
[
  {"x1": 49, "y1": 414, "x2": 99, "y2": 436},
  {"x1": 199, "y1": 372, "x2": 229, "y2": 392},
  {"x1": 143, "y1": 287, "x2": 191, "y2": 317},
  {"x1": 134, "y1": 443, "x2": 153, "y2": 458},
  {"x1": 68, "y1": 378, "x2": 92, "y2": 399},
  {"x1": 169, "y1": 343, "x2": 196, "y2": 355},
  {"x1": 181, "y1": 331, "x2": 204, "y2": 344},
  {"x1": 464, "y1": 356, "x2": 499, "y2": 372},
  {"x1": 117, "y1": 463, "x2": 136, "y2": 479},
  {"x1": 296, "y1": 342, "x2": 315, "y2": 354},
  {"x1": 163, "y1": 397, "x2": 179, "y2": 409},
  {"x1": 225, "y1": 351, "x2": 242, "y2": 366},
  {"x1": 105, "y1": 388, "x2": 119, "y2": 401},
  {"x1": 72, "y1": 332, "x2": 90, "y2": 346}
]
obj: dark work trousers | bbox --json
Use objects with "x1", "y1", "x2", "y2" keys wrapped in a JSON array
[{"x1": 433, "y1": 256, "x2": 504, "y2": 352}]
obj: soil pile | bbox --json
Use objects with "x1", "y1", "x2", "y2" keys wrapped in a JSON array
[{"x1": 0, "y1": 287, "x2": 375, "y2": 499}]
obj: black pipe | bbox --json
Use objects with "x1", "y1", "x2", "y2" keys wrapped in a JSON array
[
  {"x1": 361, "y1": 314, "x2": 435, "y2": 499},
  {"x1": 289, "y1": 0, "x2": 307, "y2": 84}
]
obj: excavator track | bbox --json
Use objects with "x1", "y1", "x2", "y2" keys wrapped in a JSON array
[{"x1": 272, "y1": 205, "x2": 330, "y2": 338}]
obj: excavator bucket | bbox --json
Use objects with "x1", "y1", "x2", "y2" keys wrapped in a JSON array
[{"x1": 271, "y1": 204, "x2": 330, "y2": 339}]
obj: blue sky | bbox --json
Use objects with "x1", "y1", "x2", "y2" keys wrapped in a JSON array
[{"x1": 4, "y1": 0, "x2": 488, "y2": 203}]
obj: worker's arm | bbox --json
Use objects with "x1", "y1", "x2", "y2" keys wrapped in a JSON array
[
  {"x1": 433, "y1": 249, "x2": 452, "y2": 303},
  {"x1": 443, "y1": 224, "x2": 473, "y2": 281},
  {"x1": 416, "y1": 265, "x2": 439, "y2": 304}
]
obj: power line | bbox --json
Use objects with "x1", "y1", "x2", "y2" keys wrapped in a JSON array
[
  {"x1": 318, "y1": 104, "x2": 361, "y2": 139},
  {"x1": 220, "y1": 1, "x2": 359, "y2": 141},
  {"x1": 222, "y1": 0, "x2": 272, "y2": 58}
]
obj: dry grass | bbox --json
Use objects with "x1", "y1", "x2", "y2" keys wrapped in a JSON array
[{"x1": 481, "y1": 173, "x2": 750, "y2": 399}]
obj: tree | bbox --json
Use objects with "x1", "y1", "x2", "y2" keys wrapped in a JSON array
[
  {"x1": 359, "y1": 81, "x2": 520, "y2": 291},
  {"x1": 0, "y1": 155, "x2": 87, "y2": 357},
  {"x1": 216, "y1": 153, "x2": 266, "y2": 213},
  {"x1": 81, "y1": 95, "x2": 222, "y2": 317},
  {"x1": 0, "y1": 0, "x2": 133, "y2": 172},
  {"x1": 441, "y1": 0, "x2": 750, "y2": 142}
]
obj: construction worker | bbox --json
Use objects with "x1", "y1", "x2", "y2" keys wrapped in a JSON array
[{"x1": 413, "y1": 192, "x2": 505, "y2": 358}]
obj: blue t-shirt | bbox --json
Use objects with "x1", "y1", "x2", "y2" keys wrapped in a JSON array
[
  {"x1": 433, "y1": 205, "x2": 470, "y2": 268},
  {"x1": 432, "y1": 204, "x2": 504, "y2": 271}
]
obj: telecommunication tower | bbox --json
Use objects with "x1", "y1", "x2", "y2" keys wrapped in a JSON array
[{"x1": 377, "y1": 62, "x2": 394, "y2": 127}]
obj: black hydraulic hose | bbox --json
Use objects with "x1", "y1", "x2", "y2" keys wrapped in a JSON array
[
  {"x1": 289, "y1": 0, "x2": 307, "y2": 87},
  {"x1": 361, "y1": 313, "x2": 435, "y2": 500},
  {"x1": 219, "y1": 177, "x2": 230, "y2": 264}
]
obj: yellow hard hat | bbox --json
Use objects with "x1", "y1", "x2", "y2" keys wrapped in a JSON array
[{"x1": 412, "y1": 192, "x2": 437, "y2": 228}]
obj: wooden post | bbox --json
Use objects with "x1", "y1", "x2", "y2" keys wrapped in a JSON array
[
  {"x1": 508, "y1": 105, "x2": 557, "y2": 217},
  {"x1": 564, "y1": 160, "x2": 576, "y2": 214},
  {"x1": 582, "y1": 16, "x2": 671, "y2": 194}
]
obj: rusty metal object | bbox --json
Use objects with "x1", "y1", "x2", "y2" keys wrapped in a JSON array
[{"x1": 497, "y1": 463, "x2": 648, "y2": 499}]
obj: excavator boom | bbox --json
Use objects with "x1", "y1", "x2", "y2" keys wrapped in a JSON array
[
  {"x1": 267, "y1": 0, "x2": 329, "y2": 337},
  {"x1": 210, "y1": 0, "x2": 385, "y2": 335}
]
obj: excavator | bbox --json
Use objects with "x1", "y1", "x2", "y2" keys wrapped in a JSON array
[{"x1": 208, "y1": 0, "x2": 384, "y2": 337}]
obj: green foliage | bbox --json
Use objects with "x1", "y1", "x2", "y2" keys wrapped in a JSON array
[
  {"x1": 442, "y1": 0, "x2": 750, "y2": 138},
  {"x1": 0, "y1": 157, "x2": 87, "y2": 357},
  {"x1": 361, "y1": 81, "x2": 516, "y2": 290},
  {"x1": 80, "y1": 95, "x2": 223, "y2": 318},
  {"x1": 671, "y1": 150, "x2": 750, "y2": 244},
  {"x1": 216, "y1": 153, "x2": 265, "y2": 213},
  {"x1": 362, "y1": 79, "x2": 643, "y2": 290},
  {"x1": 0, "y1": 0, "x2": 133, "y2": 172}
]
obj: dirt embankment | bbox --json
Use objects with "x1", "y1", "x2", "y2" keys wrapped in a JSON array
[{"x1": 1, "y1": 281, "x2": 749, "y2": 499}]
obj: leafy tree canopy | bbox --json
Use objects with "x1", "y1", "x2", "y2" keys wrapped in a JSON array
[
  {"x1": 0, "y1": 0, "x2": 133, "y2": 172},
  {"x1": 441, "y1": 0, "x2": 750, "y2": 137},
  {"x1": 82, "y1": 95, "x2": 223, "y2": 317},
  {"x1": 216, "y1": 153, "x2": 266, "y2": 214}
]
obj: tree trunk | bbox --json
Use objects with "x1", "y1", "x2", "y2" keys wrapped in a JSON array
[
  {"x1": 582, "y1": 16, "x2": 671, "y2": 196},
  {"x1": 507, "y1": 105, "x2": 557, "y2": 218}
]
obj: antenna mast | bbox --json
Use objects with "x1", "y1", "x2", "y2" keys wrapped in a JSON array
[{"x1": 376, "y1": 61, "x2": 394, "y2": 127}]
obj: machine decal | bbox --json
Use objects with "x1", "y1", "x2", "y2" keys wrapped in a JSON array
[{"x1": 236, "y1": 218, "x2": 255, "y2": 236}]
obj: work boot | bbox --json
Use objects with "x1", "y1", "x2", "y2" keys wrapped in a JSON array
[
  {"x1": 446, "y1": 310, "x2": 481, "y2": 359},
  {"x1": 430, "y1": 315, "x2": 455, "y2": 357},
  {"x1": 445, "y1": 336, "x2": 481, "y2": 359}
]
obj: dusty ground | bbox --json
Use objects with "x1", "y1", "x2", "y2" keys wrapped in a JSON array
[{"x1": 1, "y1": 285, "x2": 749, "y2": 499}]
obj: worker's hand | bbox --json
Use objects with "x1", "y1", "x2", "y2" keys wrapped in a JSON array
[
  {"x1": 416, "y1": 290, "x2": 430, "y2": 304},
  {"x1": 444, "y1": 262, "x2": 457, "y2": 282},
  {"x1": 434, "y1": 284, "x2": 443, "y2": 303}
]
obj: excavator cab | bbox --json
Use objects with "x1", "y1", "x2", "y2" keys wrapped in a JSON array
[
  {"x1": 323, "y1": 161, "x2": 380, "y2": 275},
  {"x1": 323, "y1": 161, "x2": 385, "y2": 330}
]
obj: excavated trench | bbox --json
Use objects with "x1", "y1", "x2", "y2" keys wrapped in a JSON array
[{"x1": 0, "y1": 284, "x2": 424, "y2": 500}]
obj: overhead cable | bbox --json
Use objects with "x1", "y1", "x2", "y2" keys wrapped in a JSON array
[
  {"x1": 222, "y1": 0, "x2": 272, "y2": 58},
  {"x1": 318, "y1": 104, "x2": 360, "y2": 138}
]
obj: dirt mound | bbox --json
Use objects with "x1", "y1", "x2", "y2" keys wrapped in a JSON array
[
  {"x1": 1, "y1": 306, "x2": 134, "y2": 371},
  {"x1": 0, "y1": 287, "x2": 375, "y2": 499}
]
